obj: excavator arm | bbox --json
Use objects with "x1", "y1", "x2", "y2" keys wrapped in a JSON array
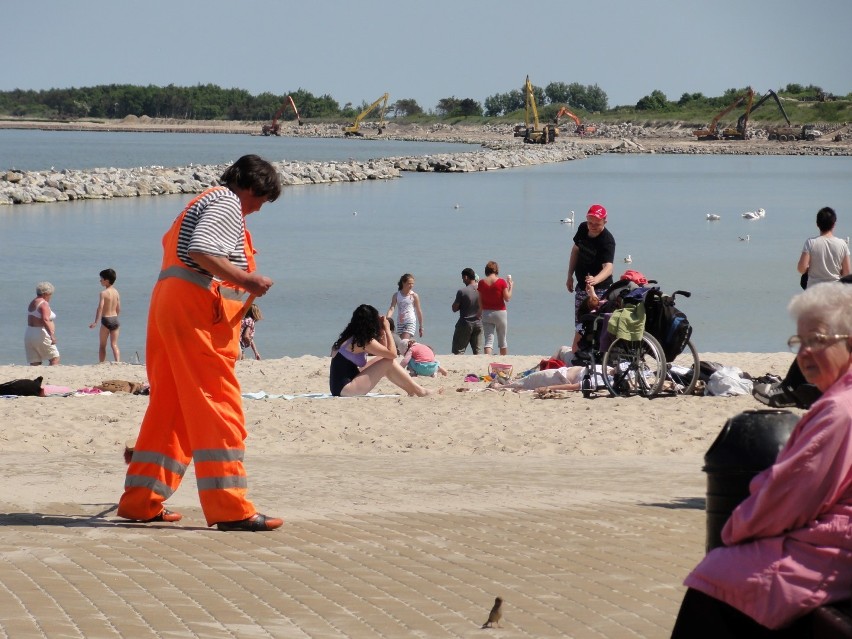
[
  {"x1": 554, "y1": 107, "x2": 581, "y2": 127},
  {"x1": 344, "y1": 93, "x2": 390, "y2": 137},
  {"x1": 693, "y1": 87, "x2": 754, "y2": 140},
  {"x1": 553, "y1": 106, "x2": 596, "y2": 135},
  {"x1": 261, "y1": 95, "x2": 302, "y2": 136},
  {"x1": 512, "y1": 76, "x2": 558, "y2": 144}
]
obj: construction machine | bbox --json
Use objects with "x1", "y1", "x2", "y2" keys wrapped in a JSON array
[
  {"x1": 343, "y1": 93, "x2": 389, "y2": 137},
  {"x1": 261, "y1": 96, "x2": 302, "y2": 136},
  {"x1": 721, "y1": 89, "x2": 788, "y2": 140},
  {"x1": 553, "y1": 106, "x2": 597, "y2": 136},
  {"x1": 767, "y1": 124, "x2": 823, "y2": 142},
  {"x1": 512, "y1": 76, "x2": 558, "y2": 144},
  {"x1": 693, "y1": 87, "x2": 754, "y2": 140}
]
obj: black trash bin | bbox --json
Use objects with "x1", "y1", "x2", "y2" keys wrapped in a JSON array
[{"x1": 702, "y1": 409, "x2": 799, "y2": 553}]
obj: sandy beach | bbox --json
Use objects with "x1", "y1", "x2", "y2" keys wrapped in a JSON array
[{"x1": 0, "y1": 351, "x2": 798, "y2": 637}]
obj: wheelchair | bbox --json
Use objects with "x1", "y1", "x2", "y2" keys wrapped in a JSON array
[{"x1": 573, "y1": 282, "x2": 700, "y2": 399}]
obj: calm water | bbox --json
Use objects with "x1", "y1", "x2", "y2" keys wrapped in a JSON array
[
  {"x1": 0, "y1": 129, "x2": 480, "y2": 171},
  {"x1": 2, "y1": 131, "x2": 852, "y2": 366}
]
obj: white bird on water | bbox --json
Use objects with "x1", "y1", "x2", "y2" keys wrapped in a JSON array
[
  {"x1": 742, "y1": 208, "x2": 765, "y2": 220},
  {"x1": 560, "y1": 210, "x2": 575, "y2": 224},
  {"x1": 706, "y1": 213, "x2": 721, "y2": 221},
  {"x1": 453, "y1": 203, "x2": 461, "y2": 209},
  {"x1": 739, "y1": 234, "x2": 750, "y2": 242},
  {"x1": 624, "y1": 255, "x2": 632, "y2": 263}
]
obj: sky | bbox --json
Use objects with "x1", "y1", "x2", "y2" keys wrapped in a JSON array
[{"x1": 3, "y1": 0, "x2": 850, "y2": 112}]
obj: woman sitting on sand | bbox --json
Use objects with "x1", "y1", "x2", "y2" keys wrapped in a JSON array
[{"x1": 330, "y1": 304, "x2": 441, "y2": 397}]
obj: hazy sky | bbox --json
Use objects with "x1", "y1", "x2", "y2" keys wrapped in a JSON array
[{"x1": 4, "y1": 0, "x2": 850, "y2": 112}]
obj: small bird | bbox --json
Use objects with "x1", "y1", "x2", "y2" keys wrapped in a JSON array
[
  {"x1": 624, "y1": 255, "x2": 632, "y2": 264},
  {"x1": 482, "y1": 597, "x2": 503, "y2": 629},
  {"x1": 353, "y1": 211, "x2": 358, "y2": 216},
  {"x1": 453, "y1": 203, "x2": 461, "y2": 209},
  {"x1": 739, "y1": 234, "x2": 750, "y2": 242},
  {"x1": 706, "y1": 213, "x2": 721, "y2": 221}
]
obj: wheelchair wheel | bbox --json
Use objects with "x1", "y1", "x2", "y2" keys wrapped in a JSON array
[
  {"x1": 602, "y1": 332, "x2": 666, "y2": 398},
  {"x1": 667, "y1": 339, "x2": 700, "y2": 395}
]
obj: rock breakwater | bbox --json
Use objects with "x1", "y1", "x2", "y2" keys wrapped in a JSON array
[{"x1": 0, "y1": 145, "x2": 590, "y2": 207}]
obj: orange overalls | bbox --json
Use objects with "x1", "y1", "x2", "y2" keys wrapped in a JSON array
[{"x1": 118, "y1": 187, "x2": 258, "y2": 526}]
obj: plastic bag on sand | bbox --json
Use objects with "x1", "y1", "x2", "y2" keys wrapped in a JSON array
[{"x1": 706, "y1": 366, "x2": 753, "y2": 396}]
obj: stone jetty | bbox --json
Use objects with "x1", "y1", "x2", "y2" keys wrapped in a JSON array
[{"x1": 0, "y1": 145, "x2": 591, "y2": 206}]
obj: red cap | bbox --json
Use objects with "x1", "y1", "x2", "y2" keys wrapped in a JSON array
[{"x1": 587, "y1": 204, "x2": 607, "y2": 220}]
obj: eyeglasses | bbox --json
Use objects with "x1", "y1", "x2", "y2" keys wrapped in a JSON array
[{"x1": 787, "y1": 333, "x2": 850, "y2": 354}]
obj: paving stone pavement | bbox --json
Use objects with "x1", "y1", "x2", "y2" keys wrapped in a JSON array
[{"x1": 0, "y1": 454, "x2": 709, "y2": 638}]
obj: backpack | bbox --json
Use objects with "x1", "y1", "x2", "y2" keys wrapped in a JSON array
[{"x1": 644, "y1": 289, "x2": 692, "y2": 361}]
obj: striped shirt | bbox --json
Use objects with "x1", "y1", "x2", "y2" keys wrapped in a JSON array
[{"x1": 177, "y1": 188, "x2": 247, "y2": 278}]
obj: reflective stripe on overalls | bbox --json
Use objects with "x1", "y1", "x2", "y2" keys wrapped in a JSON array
[{"x1": 117, "y1": 186, "x2": 259, "y2": 526}]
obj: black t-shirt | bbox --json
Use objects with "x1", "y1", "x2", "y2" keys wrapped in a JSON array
[{"x1": 572, "y1": 222, "x2": 616, "y2": 287}]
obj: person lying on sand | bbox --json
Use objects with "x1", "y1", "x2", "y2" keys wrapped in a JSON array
[{"x1": 489, "y1": 365, "x2": 607, "y2": 394}]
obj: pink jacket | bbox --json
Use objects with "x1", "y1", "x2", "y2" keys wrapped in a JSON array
[{"x1": 685, "y1": 369, "x2": 852, "y2": 629}]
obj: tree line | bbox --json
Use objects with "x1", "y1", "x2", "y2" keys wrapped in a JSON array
[{"x1": 0, "y1": 82, "x2": 846, "y2": 122}]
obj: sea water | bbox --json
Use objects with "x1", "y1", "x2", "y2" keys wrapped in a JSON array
[{"x1": 2, "y1": 132, "x2": 851, "y2": 365}]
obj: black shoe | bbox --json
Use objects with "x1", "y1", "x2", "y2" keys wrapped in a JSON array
[
  {"x1": 216, "y1": 513, "x2": 284, "y2": 532},
  {"x1": 752, "y1": 382, "x2": 797, "y2": 408}
]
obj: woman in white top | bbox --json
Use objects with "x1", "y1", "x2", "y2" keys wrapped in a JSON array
[
  {"x1": 25, "y1": 281, "x2": 60, "y2": 365},
  {"x1": 798, "y1": 206, "x2": 850, "y2": 288}
]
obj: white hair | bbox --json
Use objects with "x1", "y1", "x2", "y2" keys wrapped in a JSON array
[
  {"x1": 35, "y1": 281, "x2": 55, "y2": 296},
  {"x1": 788, "y1": 281, "x2": 852, "y2": 335}
]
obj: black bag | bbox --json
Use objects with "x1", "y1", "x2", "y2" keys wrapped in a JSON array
[
  {"x1": 800, "y1": 269, "x2": 808, "y2": 290},
  {"x1": 0, "y1": 376, "x2": 43, "y2": 396},
  {"x1": 644, "y1": 290, "x2": 693, "y2": 361}
]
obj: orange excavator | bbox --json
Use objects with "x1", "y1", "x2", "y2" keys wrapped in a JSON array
[
  {"x1": 261, "y1": 95, "x2": 302, "y2": 136},
  {"x1": 692, "y1": 87, "x2": 754, "y2": 140},
  {"x1": 553, "y1": 106, "x2": 597, "y2": 136}
]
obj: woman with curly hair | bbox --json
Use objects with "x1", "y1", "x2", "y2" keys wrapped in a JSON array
[{"x1": 330, "y1": 304, "x2": 441, "y2": 397}]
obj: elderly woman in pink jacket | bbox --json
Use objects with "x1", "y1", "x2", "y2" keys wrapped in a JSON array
[{"x1": 672, "y1": 281, "x2": 852, "y2": 637}]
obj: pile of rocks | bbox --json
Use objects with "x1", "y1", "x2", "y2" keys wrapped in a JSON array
[{"x1": 0, "y1": 145, "x2": 592, "y2": 206}]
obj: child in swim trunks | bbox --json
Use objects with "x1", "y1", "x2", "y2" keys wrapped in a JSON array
[{"x1": 89, "y1": 268, "x2": 121, "y2": 362}]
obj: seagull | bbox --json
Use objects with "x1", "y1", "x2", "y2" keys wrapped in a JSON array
[
  {"x1": 739, "y1": 234, "x2": 750, "y2": 242},
  {"x1": 560, "y1": 210, "x2": 575, "y2": 224},
  {"x1": 706, "y1": 213, "x2": 721, "y2": 221},
  {"x1": 624, "y1": 255, "x2": 633, "y2": 263}
]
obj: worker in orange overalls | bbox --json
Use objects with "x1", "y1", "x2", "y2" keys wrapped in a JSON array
[{"x1": 118, "y1": 154, "x2": 284, "y2": 532}]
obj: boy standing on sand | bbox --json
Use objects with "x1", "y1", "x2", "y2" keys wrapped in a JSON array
[{"x1": 89, "y1": 268, "x2": 121, "y2": 362}]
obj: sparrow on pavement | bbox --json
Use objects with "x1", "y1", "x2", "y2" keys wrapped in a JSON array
[{"x1": 481, "y1": 596, "x2": 503, "y2": 629}]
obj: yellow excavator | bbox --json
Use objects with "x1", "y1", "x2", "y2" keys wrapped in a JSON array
[
  {"x1": 721, "y1": 89, "x2": 788, "y2": 140},
  {"x1": 343, "y1": 93, "x2": 389, "y2": 137},
  {"x1": 553, "y1": 106, "x2": 597, "y2": 136},
  {"x1": 693, "y1": 87, "x2": 754, "y2": 140},
  {"x1": 261, "y1": 95, "x2": 302, "y2": 136},
  {"x1": 513, "y1": 76, "x2": 558, "y2": 144}
]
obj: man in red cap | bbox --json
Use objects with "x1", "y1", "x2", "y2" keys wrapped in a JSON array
[{"x1": 566, "y1": 204, "x2": 616, "y2": 347}]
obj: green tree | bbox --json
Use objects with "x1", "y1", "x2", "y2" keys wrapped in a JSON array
[
  {"x1": 392, "y1": 98, "x2": 422, "y2": 117},
  {"x1": 636, "y1": 89, "x2": 670, "y2": 111}
]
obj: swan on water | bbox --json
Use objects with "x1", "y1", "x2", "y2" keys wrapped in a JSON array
[
  {"x1": 624, "y1": 255, "x2": 633, "y2": 263},
  {"x1": 706, "y1": 213, "x2": 721, "y2": 221},
  {"x1": 560, "y1": 210, "x2": 575, "y2": 224}
]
